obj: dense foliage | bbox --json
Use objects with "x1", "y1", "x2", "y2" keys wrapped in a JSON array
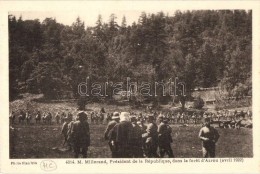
[
  {"x1": 9, "y1": 10, "x2": 252, "y2": 101},
  {"x1": 193, "y1": 96, "x2": 205, "y2": 109}
]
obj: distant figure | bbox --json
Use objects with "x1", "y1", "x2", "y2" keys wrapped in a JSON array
[
  {"x1": 35, "y1": 111, "x2": 41, "y2": 124},
  {"x1": 158, "y1": 115, "x2": 174, "y2": 157},
  {"x1": 70, "y1": 111, "x2": 90, "y2": 158},
  {"x1": 90, "y1": 112, "x2": 95, "y2": 124},
  {"x1": 104, "y1": 112, "x2": 120, "y2": 158},
  {"x1": 100, "y1": 107, "x2": 106, "y2": 114},
  {"x1": 25, "y1": 111, "x2": 32, "y2": 125},
  {"x1": 9, "y1": 111, "x2": 15, "y2": 125},
  {"x1": 55, "y1": 112, "x2": 60, "y2": 124},
  {"x1": 67, "y1": 112, "x2": 73, "y2": 122},
  {"x1": 61, "y1": 112, "x2": 66, "y2": 124},
  {"x1": 18, "y1": 110, "x2": 26, "y2": 123},
  {"x1": 46, "y1": 112, "x2": 52, "y2": 125},
  {"x1": 199, "y1": 117, "x2": 220, "y2": 158},
  {"x1": 99, "y1": 113, "x2": 104, "y2": 124},
  {"x1": 106, "y1": 113, "x2": 112, "y2": 123}
]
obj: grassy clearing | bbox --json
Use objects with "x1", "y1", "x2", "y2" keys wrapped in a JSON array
[
  {"x1": 9, "y1": 94, "x2": 253, "y2": 158},
  {"x1": 10, "y1": 124, "x2": 252, "y2": 158}
]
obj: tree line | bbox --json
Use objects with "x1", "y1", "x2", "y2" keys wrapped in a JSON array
[{"x1": 9, "y1": 10, "x2": 252, "y2": 102}]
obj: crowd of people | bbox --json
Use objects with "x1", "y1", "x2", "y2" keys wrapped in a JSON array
[
  {"x1": 60, "y1": 111, "x2": 175, "y2": 158},
  {"x1": 58, "y1": 109, "x2": 221, "y2": 158},
  {"x1": 9, "y1": 107, "x2": 252, "y2": 158},
  {"x1": 9, "y1": 108, "x2": 252, "y2": 130}
]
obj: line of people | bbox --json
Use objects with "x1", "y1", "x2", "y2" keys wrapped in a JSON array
[
  {"x1": 9, "y1": 110, "x2": 74, "y2": 125},
  {"x1": 104, "y1": 112, "x2": 174, "y2": 158}
]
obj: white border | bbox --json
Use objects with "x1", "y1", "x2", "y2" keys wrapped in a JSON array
[{"x1": 0, "y1": 1, "x2": 260, "y2": 173}]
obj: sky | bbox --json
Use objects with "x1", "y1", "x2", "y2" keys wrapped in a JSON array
[
  {"x1": 7, "y1": 1, "x2": 253, "y2": 27},
  {"x1": 8, "y1": 1, "x2": 186, "y2": 27},
  {"x1": 9, "y1": 10, "x2": 176, "y2": 27}
]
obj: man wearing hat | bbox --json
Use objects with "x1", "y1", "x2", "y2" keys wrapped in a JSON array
[
  {"x1": 199, "y1": 117, "x2": 220, "y2": 158},
  {"x1": 70, "y1": 111, "x2": 90, "y2": 158},
  {"x1": 116, "y1": 112, "x2": 133, "y2": 158},
  {"x1": 104, "y1": 112, "x2": 120, "y2": 157},
  {"x1": 137, "y1": 114, "x2": 147, "y2": 157},
  {"x1": 129, "y1": 115, "x2": 143, "y2": 157},
  {"x1": 158, "y1": 115, "x2": 174, "y2": 157},
  {"x1": 142, "y1": 115, "x2": 159, "y2": 157},
  {"x1": 61, "y1": 117, "x2": 69, "y2": 148}
]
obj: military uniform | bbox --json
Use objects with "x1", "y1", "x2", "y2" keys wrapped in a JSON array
[
  {"x1": 55, "y1": 113, "x2": 60, "y2": 124},
  {"x1": 116, "y1": 120, "x2": 133, "y2": 157},
  {"x1": 143, "y1": 122, "x2": 159, "y2": 157},
  {"x1": 70, "y1": 112, "x2": 90, "y2": 158},
  {"x1": 158, "y1": 121, "x2": 174, "y2": 157},
  {"x1": 104, "y1": 119, "x2": 119, "y2": 157},
  {"x1": 61, "y1": 121, "x2": 69, "y2": 146},
  {"x1": 129, "y1": 118, "x2": 143, "y2": 157},
  {"x1": 115, "y1": 112, "x2": 133, "y2": 158}
]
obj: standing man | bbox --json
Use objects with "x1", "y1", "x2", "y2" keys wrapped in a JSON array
[
  {"x1": 143, "y1": 115, "x2": 159, "y2": 157},
  {"x1": 199, "y1": 117, "x2": 220, "y2": 158},
  {"x1": 104, "y1": 112, "x2": 120, "y2": 157},
  {"x1": 129, "y1": 115, "x2": 143, "y2": 157},
  {"x1": 55, "y1": 112, "x2": 60, "y2": 124},
  {"x1": 116, "y1": 112, "x2": 133, "y2": 158},
  {"x1": 158, "y1": 115, "x2": 174, "y2": 157},
  {"x1": 137, "y1": 115, "x2": 147, "y2": 157},
  {"x1": 61, "y1": 117, "x2": 69, "y2": 148},
  {"x1": 70, "y1": 111, "x2": 90, "y2": 158}
]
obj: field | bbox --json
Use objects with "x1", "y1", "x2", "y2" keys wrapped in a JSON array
[
  {"x1": 9, "y1": 94, "x2": 253, "y2": 158},
  {"x1": 10, "y1": 123, "x2": 253, "y2": 158}
]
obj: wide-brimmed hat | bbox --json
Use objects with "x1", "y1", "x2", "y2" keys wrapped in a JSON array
[
  {"x1": 130, "y1": 115, "x2": 137, "y2": 122},
  {"x1": 112, "y1": 112, "x2": 120, "y2": 119},
  {"x1": 77, "y1": 111, "x2": 87, "y2": 120},
  {"x1": 148, "y1": 115, "x2": 155, "y2": 120},
  {"x1": 158, "y1": 114, "x2": 164, "y2": 118},
  {"x1": 120, "y1": 112, "x2": 130, "y2": 122},
  {"x1": 204, "y1": 117, "x2": 210, "y2": 122}
]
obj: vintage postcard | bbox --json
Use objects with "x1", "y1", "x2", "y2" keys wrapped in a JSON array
[{"x1": 0, "y1": 1, "x2": 260, "y2": 173}]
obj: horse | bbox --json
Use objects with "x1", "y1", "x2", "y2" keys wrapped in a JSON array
[
  {"x1": 42, "y1": 112, "x2": 52, "y2": 124},
  {"x1": 9, "y1": 111, "x2": 15, "y2": 124},
  {"x1": 60, "y1": 112, "x2": 66, "y2": 124},
  {"x1": 55, "y1": 112, "x2": 60, "y2": 124},
  {"x1": 18, "y1": 111, "x2": 26, "y2": 124},
  {"x1": 25, "y1": 112, "x2": 32, "y2": 125},
  {"x1": 35, "y1": 111, "x2": 41, "y2": 124},
  {"x1": 45, "y1": 112, "x2": 52, "y2": 125}
]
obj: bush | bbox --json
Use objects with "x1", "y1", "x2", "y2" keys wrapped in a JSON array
[{"x1": 193, "y1": 97, "x2": 204, "y2": 109}]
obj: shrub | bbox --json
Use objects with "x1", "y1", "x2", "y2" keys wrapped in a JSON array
[{"x1": 193, "y1": 97, "x2": 204, "y2": 109}]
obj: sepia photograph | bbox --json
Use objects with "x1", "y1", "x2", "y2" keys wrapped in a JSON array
[
  {"x1": 1, "y1": 1, "x2": 260, "y2": 174},
  {"x1": 8, "y1": 9, "x2": 253, "y2": 159}
]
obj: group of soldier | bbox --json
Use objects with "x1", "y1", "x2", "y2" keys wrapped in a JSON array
[
  {"x1": 10, "y1": 107, "x2": 252, "y2": 130},
  {"x1": 61, "y1": 111, "x2": 90, "y2": 158},
  {"x1": 104, "y1": 112, "x2": 174, "y2": 158},
  {"x1": 131, "y1": 109, "x2": 252, "y2": 125},
  {"x1": 59, "y1": 109, "x2": 220, "y2": 158},
  {"x1": 10, "y1": 106, "x2": 252, "y2": 158},
  {"x1": 9, "y1": 110, "x2": 75, "y2": 125}
]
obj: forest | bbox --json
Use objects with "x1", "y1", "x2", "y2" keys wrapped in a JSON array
[{"x1": 9, "y1": 10, "x2": 252, "y2": 103}]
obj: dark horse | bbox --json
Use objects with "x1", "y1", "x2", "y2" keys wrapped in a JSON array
[
  {"x1": 18, "y1": 110, "x2": 26, "y2": 124},
  {"x1": 35, "y1": 111, "x2": 41, "y2": 124}
]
